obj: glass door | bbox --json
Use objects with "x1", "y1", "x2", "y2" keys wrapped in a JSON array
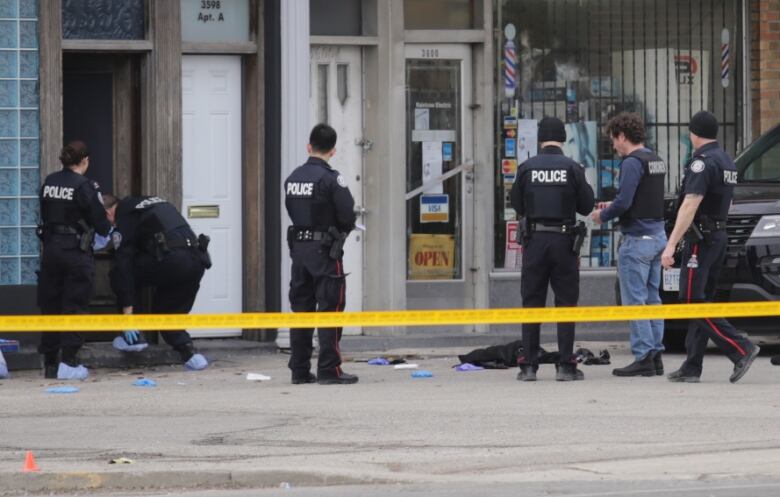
[{"x1": 404, "y1": 45, "x2": 473, "y2": 282}]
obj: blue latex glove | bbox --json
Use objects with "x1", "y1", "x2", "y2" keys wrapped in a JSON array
[
  {"x1": 123, "y1": 330, "x2": 140, "y2": 345},
  {"x1": 92, "y1": 227, "x2": 113, "y2": 251}
]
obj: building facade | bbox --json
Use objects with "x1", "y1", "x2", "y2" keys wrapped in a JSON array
[{"x1": 1, "y1": 0, "x2": 276, "y2": 347}]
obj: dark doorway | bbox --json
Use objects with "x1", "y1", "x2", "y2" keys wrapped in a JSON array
[{"x1": 62, "y1": 54, "x2": 142, "y2": 329}]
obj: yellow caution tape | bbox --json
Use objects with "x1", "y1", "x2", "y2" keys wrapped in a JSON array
[{"x1": 0, "y1": 301, "x2": 778, "y2": 332}]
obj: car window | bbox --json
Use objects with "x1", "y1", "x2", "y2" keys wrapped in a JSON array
[{"x1": 742, "y1": 135, "x2": 780, "y2": 182}]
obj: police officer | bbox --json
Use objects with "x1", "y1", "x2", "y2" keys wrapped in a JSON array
[
  {"x1": 285, "y1": 123, "x2": 357, "y2": 385},
  {"x1": 511, "y1": 117, "x2": 595, "y2": 381},
  {"x1": 103, "y1": 194, "x2": 210, "y2": 370},
  {"x1": 38, "y1": 141, "x2": 111, "y2": 380},
  {"x1": 661, "y1": 111, "x2": 760, "y2": 383}
]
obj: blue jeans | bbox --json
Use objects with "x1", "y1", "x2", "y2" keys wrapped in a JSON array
[{"x1": 617, "y1": 233, "x2": 667, "y2": 360}]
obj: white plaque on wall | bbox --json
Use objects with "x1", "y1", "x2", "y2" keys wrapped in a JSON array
[{"x1": 181, "y1": 0, "x2": 250, "y2": 43}]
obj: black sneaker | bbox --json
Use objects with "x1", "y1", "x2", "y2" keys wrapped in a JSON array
[
  {"x1": 174, "y1": 342, "x2": 197, "y2": 363},
  {"x1": 653, "y1": 352, "x2": 664, "y2": 375},
  {"x1": 318, "y1": 372, "x2": 359, "y2": 385},
  {"x1": 292, "y1": 373, "x2": 317, "y2": 385},
  {"x1": 516, "y1": 365, "x2": 537, "y2": 382},
  {"x1": 667, "y1": 367, "x2": 700, "y2": 383},
  {"x1": 730, "y1": 345, "x2": 760, "y2": 384},
  {"x1": 556, "y1": 363, "x2": 584, "y2": 381},
  {"x1": 44, "y1": 364, "x2": 58, "y2": 379},
  {"x1": 771, "y1": 355, "x2": 780, "y2": 366},
  {"x1": 612, "y1": 355, "x2": 655, "y2": 377}
]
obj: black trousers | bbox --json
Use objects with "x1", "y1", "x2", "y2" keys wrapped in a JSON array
[
  {"x1": 678, "y1": 231, "x2": 753, "y2": 374},
  {"x1": 288, "y1": 241, "x2": 346, "y2": 378},
  {"x1": 37, "y1": 236, "x2": 93, "y2": 364},
  {"x1": 519, "y1": 232, "x2": 579, "y2": 365},
  {"x1": 130, "y1": 248, "x2": 205, "y2": 349}
]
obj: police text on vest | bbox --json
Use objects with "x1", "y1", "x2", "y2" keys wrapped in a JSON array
[
  {"x1": 531, "y1": 170, "x2": 567, "y2": 183},
  {"x1": 723, "y1": 170, "x2": 738, "y2": 184},
  {"x1": 287, "y1": 182, "x2": 314, "y2": 196},
  {"x1": 42, "y1": 185, "x2": 74, "y2": 200}
]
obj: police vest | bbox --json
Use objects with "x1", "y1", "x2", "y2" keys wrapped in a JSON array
[
  {"x1": 521, "y1": 155, "x2": 578, "y2": 223},
  {"x1": 40, "y1": 169, "x2": 90, "y2": 229},
  {"x1": 619, "y1": 149, "x2": 666, "y2": 224},
  {"x1": 285, "y1": 165, "x2": 339, "y2": 229},
  {"x1": 690, "y1": 152, "x2": 737, "y2": 222},
  {"x1": 131, "y1": 197, "x2": 190, "y2": 243}
]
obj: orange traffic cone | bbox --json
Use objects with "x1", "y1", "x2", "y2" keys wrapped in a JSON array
[{"x1": 22, "y1": 451, "x2": 39, "y2": 472}]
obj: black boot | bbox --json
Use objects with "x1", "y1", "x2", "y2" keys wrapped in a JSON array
[
  {"x1": 318, "y1": 369, "x2": 358, "y2": 385},
  {"x1": 667, "y1": 366, "x2": 700, "y2": 383},
  {"x1": 516, "y1": 364, "x2": 537, "y2": 382},
  {"x1": 730, "y1": 345, "x2": 760, "y2": 384},
  {"x1": 771, "y1": 355, "x2": 780, "y2": 366},
  {"x1": 43, "y1": 352, "x2": 59, "y2": 379},
  {"x1": 174, "y1": 342, "x2": 196, "y2": 363},
  {"x1": 556, "y1": 363, "x2": 584, "y2": 381},
  {"x1": 612, "y1": 354, "x2": 655, "y2": 377},
  {"x1": 653, "y1": 352, "x2": 664, "y2": 375},
  {"x1": 292, "y1": 372, "x2": 317, "y2": 384}
]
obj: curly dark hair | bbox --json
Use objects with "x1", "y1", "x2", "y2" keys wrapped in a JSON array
[{"x1": 606, "y1": 112, "x2": 646, "y2": 145}]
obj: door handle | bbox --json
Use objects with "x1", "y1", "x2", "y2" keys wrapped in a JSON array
[{"x1": 354, "y1": 205, "x2": 367, "y2": 216}]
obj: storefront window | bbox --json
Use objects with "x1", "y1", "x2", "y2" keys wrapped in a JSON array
[
  {"x1": 181, "y1": 0, "x2": 249, "y2": 43},
  {"x1": 62, "y1": 0, "x2": 145, "y2": 40},
  {"x1": 406, "y1": 59, "x2": 462, "y2": 280},
  {"x1": 494, "y1": 0, "x2": 742, "y2": 269},
  {"x1": 404, "y1": 0, "x2": 483, "y2": 30},
  {"x1": 0, "y1": 0, "x2": 40, "y2": 285}
]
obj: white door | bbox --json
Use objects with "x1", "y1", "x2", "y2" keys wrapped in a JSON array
[
  {"x1": 182, "y1": 55, "x2": 242, "y2": 338},
  {"x1": 310, "y1": 46, "x2": 364, "y2": 335}
]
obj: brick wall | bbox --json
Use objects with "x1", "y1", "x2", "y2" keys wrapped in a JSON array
[{"x1": 752, "y1": 0, "x2": 780, "y2": 136}]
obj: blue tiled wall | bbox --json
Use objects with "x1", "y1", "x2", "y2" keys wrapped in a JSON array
[{"x1": 0, "y1": 0, "x2": 39, "y2": 285}]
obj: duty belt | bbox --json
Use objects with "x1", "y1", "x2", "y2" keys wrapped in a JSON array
[
  {"x1": 289, "y1": 227, "x2": 329, "y2": 242},
  {"x1": 165, "y1": 237, "x2": 200, "y2": 249},
  {"x1": 43, "y1": 225, "x2": 80, "y2": 235},
  {"x1": 695, "y1": 219, "x2": 726, "y2": 231},
  {"x1": 532, "y1": 223, "x2": 576, "y2": 234}
]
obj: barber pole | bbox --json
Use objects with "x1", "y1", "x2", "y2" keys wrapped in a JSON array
[
  {"x1": 721, "y1": 28, "x2": 729, "y2": 88},
  {"x1": 503, "y1": 23, "x2": 518, "y2": 99}
]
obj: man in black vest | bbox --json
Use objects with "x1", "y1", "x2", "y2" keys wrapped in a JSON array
[
  {"x1": 661, "y1": 111, "x2": 760, "y2": 383},
  {"x1": 103, "y1": 195, "x2": 210, "y2": 370},
  {"x1": 38, "y1": 141, "x2": 111, "y2": 380},
  {"x1": 511, "y1": 117, "x2": 595, "y2": 381},
  {"x1": 285, "y1": 124, "x2": 358, "y2": 385},
  {"x1": 592, "y1": 112, "x2": 667, "y2": 377}
]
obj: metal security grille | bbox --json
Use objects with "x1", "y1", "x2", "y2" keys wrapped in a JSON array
[{"x1": 495, "y1": 0, "x2": 743, "y2": 269}]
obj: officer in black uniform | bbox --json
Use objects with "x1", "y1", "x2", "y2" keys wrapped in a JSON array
[
  {"x1": 285, "y1": 123, "x2": 357, "y2": 385},
  {"x1": 510, "y1": 117, "x2": 595, "y2": 381},
  {"x1": 38, "y1": 141, "x2": 111, "y2": 380},
  {"x1": 103, "y1": 194, "x2": 210, "y2": 370},
  {"x1": 661, "y1": 111, "x2": 760, "y2": 383}
]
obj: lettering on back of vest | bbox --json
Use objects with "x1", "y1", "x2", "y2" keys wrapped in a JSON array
[
  {"x1": 530, "y1": 169, "x2": 568, "y2": 185},
  {"x1": 42, "y1": 185, "x2": 74, "y2": 200},
  {"x1": 286, "y1": 182, "x2": 315, "y2": 197}
]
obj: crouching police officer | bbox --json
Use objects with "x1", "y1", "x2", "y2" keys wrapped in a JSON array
[
  {"x1": 511, "y1": 117, "x2": 595, "y2": 381},
  {"x1": 285, "y1": 123, "x2": 357, "y2": 385},
  {"x1": 38, "y1": 141, "x2": 111, "y2": 380},
  {"x1": 661, "y1": 111, "x2": 760, "y2": 383},
  {"x1": 103, "y1": 194, "x2": 211, "y2": 370}
]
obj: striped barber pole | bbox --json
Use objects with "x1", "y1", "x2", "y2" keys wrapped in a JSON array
[
  {"x1": 504, "y1": 39, "x2": 517, "y2": 98},
  {"x1": 721, "y1": 28, "x2": 730, "y2": 88}
]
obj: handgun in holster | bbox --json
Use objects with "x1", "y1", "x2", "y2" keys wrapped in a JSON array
[
  {"x1": 326, "y1": 226, "x2": 347, "y2": 260},
  {"x1": 76, "y1": 219, "x2": 95, "y2": 253},
  {"x1": 519, "y1": 217, "x2": 530, "y2": 247},
  {"x1": 684, "y1": 223, "x2": 704, "y2": 244},
  {"x1": 572, "y1": 221, "x2": 587, "y2": 255},
  {"x1": 197, "y1": 233, "x2": 212, "y2": 269},
  {"x1": 152, "y1": 232, "x2": 169, "y2": 261}
]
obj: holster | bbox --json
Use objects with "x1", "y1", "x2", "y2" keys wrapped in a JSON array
[
  {"x1": 151, "y1": 232, "x2": 169, "y2": 262},
  {"x1": 684, "y1": 223, "x2": 705, "y2": 244},
  {"x1": 326, "y1": 226, "x2": 347, "y2": 260},
  {"x1": 286, "y1": 226, "x2": 294, "y2": 251},
  {"x1": 197, "y1": 233, "x2": 212, "y2": 269},
  {"x1": 519, "y1": 217, "x2": 530, "y2": 247},
  {"x1": 76, "y1": 220, "x2": 95, "y2": 253},
  {"x1": 572, "y1": 221, "x2": 587, "y2": 255}
]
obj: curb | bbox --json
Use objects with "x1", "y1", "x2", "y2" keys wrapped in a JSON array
[{"x1": 0, "y1": 470, "x2": 380, "y2": 495}]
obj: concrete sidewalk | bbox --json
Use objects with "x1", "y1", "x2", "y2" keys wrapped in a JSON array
[{"x1": 1, "y1": 339, "x2": 779, "y2": 495}]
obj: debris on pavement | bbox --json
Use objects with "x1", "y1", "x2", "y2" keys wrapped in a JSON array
[
  {"x1": 368, "y1": 357, "x2": 390, "y2": 365},
  {"x1": 109, "y1": 457, "x2": 135, "y2": 464},
  {"x1": 246, "y1": 373, "x2": 272, "y2": 381},
  {"x1": 394, "y1": 363, "x2": 419, "y2": 370},
  {"x1": 454, "y1": 363, "x2": 484, "y2": 372},
  {"x1": 132, "y1": 378, "x2": 157, "y2": 387},
  {"x1": 575, "y1": 348, "x2": 611, "y2": 365},
  {"x1": 411, "y1": 370, "x2": 433, "y2": 378},
  {"x1": 46, "y1": 386, "x2": 80, "y2": 394}
]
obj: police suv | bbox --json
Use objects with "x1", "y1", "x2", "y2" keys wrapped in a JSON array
[{"x1": 660, "y1": 124, "x2": 780, "y2": 348}]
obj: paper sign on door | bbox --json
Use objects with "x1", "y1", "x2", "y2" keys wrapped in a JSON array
[{"x1": 420, "y1": 194, "x2": 449, "y2": 223}]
